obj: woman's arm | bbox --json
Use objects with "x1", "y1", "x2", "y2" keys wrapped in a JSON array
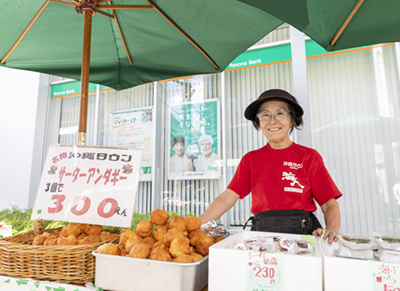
[
  {"x1": 312, "y1": 198, "x2": 340, "y2": 243},
  {"x1": 199, "y1": 189, "x2": 240, "y2": 224}
]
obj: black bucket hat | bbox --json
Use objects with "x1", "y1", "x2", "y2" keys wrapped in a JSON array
[{"x1": 244, "y1": 89, "x2": 304, "y2": 121}]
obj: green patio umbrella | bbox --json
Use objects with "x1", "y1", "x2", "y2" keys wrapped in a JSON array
[
  {"x1": 0, "y1": 0, "x2": 283, "y2": 144},
  {"x1": 239, "y1": 0, "x2": 400, "y2": 51}
]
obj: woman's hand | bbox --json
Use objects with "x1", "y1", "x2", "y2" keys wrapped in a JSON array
[
  {"x1": 312, "y1": 228, "x2": 338, "y2": 244},
  {"x1": 314, "y1": 198, "x2": 341, "y2": 244}
]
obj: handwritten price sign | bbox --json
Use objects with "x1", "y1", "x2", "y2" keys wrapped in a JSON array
[
  {"x1": 246, "y1": 251, "x2": 284, "y2": 291},
  {"x1": 370, "y1": 261, "x2": 400, "y2": 291},
  {"x1": 32, "y1": 145, "x2": 142, "y2": 227}
]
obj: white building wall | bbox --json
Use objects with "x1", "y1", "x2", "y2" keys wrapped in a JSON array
[{"x1": 0, "y1": 67, "x2": 48, "y2": 210}]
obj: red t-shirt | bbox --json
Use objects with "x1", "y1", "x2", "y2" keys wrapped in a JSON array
[{"x1": 228, "y1": 142, "x2": 342, "y2": 214}]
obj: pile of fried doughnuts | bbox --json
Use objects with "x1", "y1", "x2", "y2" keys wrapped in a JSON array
[
  {"x1": 32, "y1": 223, "x2": 119, "y2": 246},
  {"x1": 96, "y1": 209, "x2": 224, "y2": 263}
]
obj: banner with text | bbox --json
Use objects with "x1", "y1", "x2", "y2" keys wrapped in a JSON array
[
  {"x1": 110, "y1": 107, "x2": 153, "y2": 181},
  {"x1": 169, "y1": 99, "x2": 220, "y2": 180},
  {"x1": 32, "y1": 145, "x2": 142, "y2": 227}
]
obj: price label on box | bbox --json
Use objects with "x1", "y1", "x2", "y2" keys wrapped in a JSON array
[
  {"x1": 370, "y1": 261, "x2": 400, "y2": 291},
  {"x1": 32, "y1": 145, "x2": 142, "y2": 227},
  {"x1": 246, "y1": 251, "x2": 284, "y2": 291}
]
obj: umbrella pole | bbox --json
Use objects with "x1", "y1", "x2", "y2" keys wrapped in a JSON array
[{"x1": 78, "y1": 10, "x2": 93, "y2": 146}]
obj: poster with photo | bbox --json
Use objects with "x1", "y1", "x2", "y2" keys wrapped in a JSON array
[
  {"x1": 110, "y1": 107, "x2": 153, "y2": 181},
  {"x1": 169, "y1": 99, "x2": 221, "y2": 180}
]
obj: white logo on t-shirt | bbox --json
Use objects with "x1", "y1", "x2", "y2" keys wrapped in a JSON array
[
  {"x1": 283, "y1": 161, "x2": 303, "y2": 170},
  {"x1": 282, "y1": 172, "x2": 304, "y2": 192}
]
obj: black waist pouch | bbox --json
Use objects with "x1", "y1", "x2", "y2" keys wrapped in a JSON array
[{"x1": 243, "y1": 209, "x2": 322, "y2": 235}]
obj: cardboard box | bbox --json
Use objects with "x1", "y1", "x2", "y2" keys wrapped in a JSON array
[
  {"x1": 320, "y1": 240, "x2": 372, "y2": 291},
  {"x1": 0, "y1": 225, "x2": 12, "y2": 238},
  {"x1": 208, "y1": 231, "x2": 322, "y2": 291},
  {"x1": 93, "y1": 252, "x2": 208, "y2": 291}
]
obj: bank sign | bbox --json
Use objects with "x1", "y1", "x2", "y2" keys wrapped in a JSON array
[{"x1": 51, "y1": 81, "x2": 110, "y2": 98}]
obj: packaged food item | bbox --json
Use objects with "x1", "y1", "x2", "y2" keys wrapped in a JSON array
[
  {"x1": 336, "y1": 234, "x2": 373, "y2": 250},
  {"x1": 376, "y1": 248, "x2": 400, "y2": 263},
  {"x1": 264, "y1": 236, "x2": 280, "y2": 253},
  {"x1": 201, "y1": 220, "x2": 230, "y2": 239},
  {"x1": 294, "y1": 240, "x2": 314, "y2": 255},
  {"x1": 371, "y1": 232, "x2": 400, "y2": 251},
  {"x1": 335, "y1": 244, "x2": 374, "y2": 260},
  {"x1": 231, "y1": 242, "x2": 247, "y2": 250},
  {"x1": 279, "y1": 238, "x2": 295, "y2": 254}
]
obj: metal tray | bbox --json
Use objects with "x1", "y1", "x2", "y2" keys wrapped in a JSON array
[{"x1": 93, "y1": 251, "x2": 208, "y2": 291}]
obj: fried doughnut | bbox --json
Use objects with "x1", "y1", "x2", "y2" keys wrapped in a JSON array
[
  {"x1": 149, "y1": 247, "x2": 172, "y2": 261},
  {"x1": 169, "y1": 237, "x2": 191, "y2": 258},
  {"x1": 99, "y1": 231, "x2": 110, "y2": 241},
  {"x1": 168, "y1": 216, "x2": 186, "y2": 232},
  {"x1": 125, "y1": 235, "x2": 144, "y2": 253},
  {"x1": 58, "y1": 235, "x2": 78, "y2": 245},
  {"x1": 136, "y1": 221, "x2": 153, "y2": 238},
  {"x1": 43, "y1": 235, "x2": 58, "y2": 246},
  {"x1": 188, "y1": 228, "x2": 206, "y2": 246},
  {"x1": 196, "y1": 234, "x2": 214, "y2": 256},
  {"x1": 127, "y1": 243, "x2": 151, "y2": 259},
  {"x1": 143, "y1": 236, "x2": 156, "y2": 249},
  {"x1": 153, "y1": 225, "x2": 168, "y2": 242},
  {"x1": 108, "y1": 233, "x2": 120, "y2": 241},
  {"x1": 119, "y1": 229, "x2": 136, "y2": 246},
  {"x1": 32, "y1": 232, "x2": 51, "y2": 246},
  {"x1": 150, "y1": 209, "x2": 170, "y2": 225},
  {"x1": 85, "y1": 224, "x2": 103, "y2": 236},
  {"x1": 77, "y1": 233, "x2": 87, "y2": 239},
  {"x1": 188, "y1": 252, "x2": 203, "y2": 262},
  {"x1": 185, "y1": 216, "x2": 202, "y2": 232},
  {"x1": 77, "y1": 223, "x2": 87, "y2": 233},
  {"x1": 173, "y1": 254, "x2": 194, "y2": 263},
  {"x1": 60, "y1": 223, "x2": 81, "y2": 237},
  {"x1": 96, "y1": 242, "x2": 120, "y2": 255},
  {"x1": 163, "y1": 228, "x2": 186, "y2": 247},
  {"x1": 152, "y1": 240, "x2": 169, "y2": 252},
  {"x1": 77, "y1": 234, "x2": 101, "y2": 245}
]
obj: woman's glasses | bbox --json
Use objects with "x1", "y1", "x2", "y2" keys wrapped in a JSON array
[{"x1": 256, "y1": 110, "x2": 291, "y2": 122}]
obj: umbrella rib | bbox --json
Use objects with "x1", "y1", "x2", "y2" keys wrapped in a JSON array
[
  {"x1": 146, "y1": 0, "x2": 219, "y2": 70},
  {"x1": 330, "y1": 0, "x2": 364, "y2": 46},
  {"x1": 1, "y1": 0, "x2": 50, "y2": 64},
  {"x1": 99, "y1": 5, "x2": 154, "y2": 9},
  {"x1": 48, "y1": 0, "x2": 76, "y2": 8},
  {"x1": 110, "y1": 0, "x2": 133, "y2": 65}
]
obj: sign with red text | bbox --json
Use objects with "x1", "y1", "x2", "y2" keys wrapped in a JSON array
[
  {"x1": 370, "y1": 261, "x2": 400, "y2": 291},
  {"x1": 32, "y1": 145, "x2": 142, "y2": 227},
  {"x1": 246, "y1": 251, "x2": 284, "y2": 291}
]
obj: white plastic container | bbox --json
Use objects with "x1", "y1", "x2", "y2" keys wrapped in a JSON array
[
  {"x1": 320, "y1": 239, "x2": 372, "y2": 291},
  {"x1": 93, "y1": 252, "x2": 208, "y2": 291},
  {"x1": 208, "y1": 231, "x2": 322, "y2": 291},
  {"x1": 0, "y1": 225, "x2": 12, "y2": 238}
]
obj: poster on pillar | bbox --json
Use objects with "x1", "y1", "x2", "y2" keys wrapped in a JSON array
[
  {"x1": 168, "y1": 99, "x2": 221, "y2": 180},
  {"x1": 110, "y1": 107, "x2": 153, "y2": 181},
  {"x1": 31, "y1": 145, "x2": 142, "y2": 228}
]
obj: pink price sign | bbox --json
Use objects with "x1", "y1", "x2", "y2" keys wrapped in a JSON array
[
  {"x1": 246, "y1": 251, "x2": 284, "y2": 291},
  {"x1": 32, "y1": 145, "x2": 142, "y2": 228}
]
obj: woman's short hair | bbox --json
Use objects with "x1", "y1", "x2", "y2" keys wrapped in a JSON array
[{"x1": 173, "y1": 136, "x2": 185, "y2": 146}]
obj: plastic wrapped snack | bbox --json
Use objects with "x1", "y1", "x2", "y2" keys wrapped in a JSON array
[
  {"x1": 337, "y1": 234, "x2": 373, "y2": 250},
  {"x1": 264, "y1": 236, "x2": 281, "y2": 253},
  {"x1": 244, "y1": 237, "x2": 268, "y2": 252},
  {"x1": 279, "y1": 238, "x2": 296, "y2": 254},
  {"x1": 376, "y1": 248, "x2": 400, "y2": 263},
  {"x1": 371, "y1": 232, "x2": 400, "y2": 251},
  {"x1": 335, "y1": 244, "x2": 374, "y2": 260},
  {"x1": 201, "y1": 220, "x2": 230, "y2": 239},
  {"x1": 294, "y1": 240, "x2": 314, "y2": 255}
]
